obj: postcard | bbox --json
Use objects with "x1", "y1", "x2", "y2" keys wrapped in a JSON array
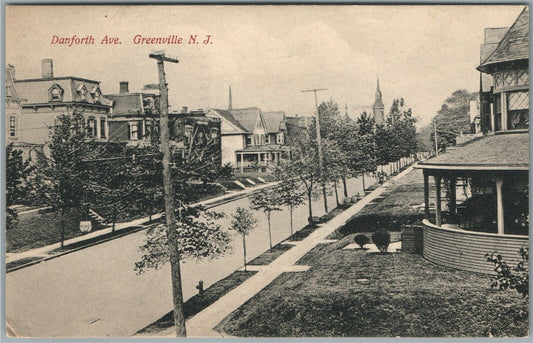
[{"x1": 4, "y1": 4, "x2": 529, "y2": 338}]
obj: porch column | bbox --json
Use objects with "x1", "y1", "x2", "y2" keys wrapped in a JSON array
[
  {"x1": 448, "y1": 177, "x2": 456, "y2": 215},
  {"x1": 501, "y1": 92, "x2": 508, "y2": 131},
  {"x1": 490, "y1": 102, "x2": 495, "y2": 133},
  {"x1": 423, "y1": 171, "x2": 430, "y2": 218},
  {"x1": 495, "y1": 177, "x2": 504, "y2": 235},
  {"x1": 434, "y1": 175, "x2": 442, "y2": 226},
  {"x1": 240, "y1": 153, "x2": 244, "y2": 173},
  {"x1": 142, "y1": 119, "x2": 146, "y2": 140}
]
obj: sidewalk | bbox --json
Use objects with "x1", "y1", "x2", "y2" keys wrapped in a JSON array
[
  {"x1": 147, "y1": 165, "x2": 415, "y2": 338},
  {"x1": 5, "y1": 181, "x2": 279, "y2": 267}
]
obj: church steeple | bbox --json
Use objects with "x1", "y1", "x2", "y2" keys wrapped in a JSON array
[
  {"x1": 228, "y1": 85, "x2": 233, "y2": 110},
  {"x1": 372, "y1": 76, "x2": 385, "y2": 125}
]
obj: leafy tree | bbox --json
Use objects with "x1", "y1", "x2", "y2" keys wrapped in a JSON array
[
  {"x1": 229, "y1": 207, "x2": 258, "y2": 271},
  {"x1": 274, "y1": 174, "x2": 305, "y2": 237},
  {"x1": 134, "y1": 205, "x2": 231, "y2": 271},
  {"x1": 33, "y1": 109, "x2": 95, "y2": 246},
  {"x1": 354, "y1": 234, "x2": 370, "y2": 249},
  {"x1": 431, "y1": 89, "x2": 477, "y2": 152},
  {"x1": 250, "y1": 189, "x2": 282, "y2": 251},
  {"x1": 6, "y1": 143, "x2": 32, "y2": 230},
  {"x1": 372, "y1": 229, "x2": 391, "y2": 253}
]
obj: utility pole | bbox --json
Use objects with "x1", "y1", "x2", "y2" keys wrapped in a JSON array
[
  {"x1": 149, "y1": 51, "x2": 186, "y2": 337},
  {"x1": 302, "y1": 88, "x2": 328, "y2": 214},
  {"x1": 434, "y1": 118, "x2": 439, "y2": 157}
]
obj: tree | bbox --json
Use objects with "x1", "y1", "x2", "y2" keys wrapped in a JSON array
[
  {"x1": 274, "y1": 174, "x2": 305, "y2": 237},
  {"x1": 229, "y1": 207, "x2": 258, "y2": 271},
  {"x1": 250, "y1": 189, "x2": 282, "y2": 251},
  {"x1": 34, "y1": 109, "x2": 95, "y2": 246},
  {"x1": 431, "y1": 89, "x2": 476, "y2": 152},
  {"x1": 135, "y1": 205, "x2": 231, "y2": 271},
  {"x1": 6, "y1": 143, "x2": 32, "y2": 230}
]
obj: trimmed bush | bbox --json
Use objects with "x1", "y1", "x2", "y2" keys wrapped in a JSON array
[
  {"x1": 339, "y1": 213, "x2": 424, "y2": 236},
  {"x1": 372, "y1": 229, "x2": 390, "y2": 253},
  {"x1": 354, "y1": 234, "x2": 370, "y2": 249}
]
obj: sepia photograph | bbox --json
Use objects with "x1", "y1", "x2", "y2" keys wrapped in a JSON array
[{"x1": 3, "y1": 4, "x2": 529, "y2": 338}]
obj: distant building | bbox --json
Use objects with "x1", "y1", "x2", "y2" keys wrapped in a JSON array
[
  {"x1": 206, "y1": 107, "x2": 290, "y2": 174},
  {"x1": 372, "y1": 77, "x2": 385, "y2": 125}
]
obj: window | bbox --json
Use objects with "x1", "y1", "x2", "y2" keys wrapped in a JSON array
[
  {"x1": 87, "y1": 117, "x2": 97, "y2": 137},
  {"x1": 246, "y1": 135, "x2": 252, "y2": 146},
  {"x1": 507, "y1": 91, "x2": 529, "y2": 130},
  {"x1": 277, "y1": 133, "x2": 284, "y2": 145},
  {"x1": 211, "y1": 128, "x2": 219, "y2": 139},
  {"x1": 184, "y1": 124, "x2": 193, "y2": 144},
  {"x1": 265, "y1": 135, "x2": 270, "y2": 144},
  {"x1": 130, "y1": 122, "x2": 139, "y2": 140},
  {"x1": 100, "y1": 117, "x2": 106, "y2": 138},
  {"x1": 9, "y1": 116, "x2": 16, "y2": 137},
  {"x1": 51, "y1": 88, "x2": 60, "y2": 99}
]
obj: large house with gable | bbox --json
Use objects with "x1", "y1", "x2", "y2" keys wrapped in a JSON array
[{"x1": 206, "y1": 107, "x2": 293, "y2": 174}]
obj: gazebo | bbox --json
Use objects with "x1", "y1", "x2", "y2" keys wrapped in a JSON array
[{"x1": 415, "y1": 7, "x2": 529, "y2": 274}]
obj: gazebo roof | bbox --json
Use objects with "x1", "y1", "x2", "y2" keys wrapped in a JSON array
[{"x1": 417, "y1": 132, "x2": 529, "y2": 171}]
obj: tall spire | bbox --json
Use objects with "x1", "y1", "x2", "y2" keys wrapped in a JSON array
[
  {"x1": 228, "y1": 85, "x2": 233, "y2": 110},
  {"x1": 373, "y1": 75, "x2": 385, "y2": 125}
]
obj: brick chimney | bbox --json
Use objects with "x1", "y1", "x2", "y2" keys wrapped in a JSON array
[
  {"x1": 181, "y1": 106, "x2": 188, "y2": 114},
  {"x1": 42, "y1": 59, "x2": 53, "y2": 78},
  {"x1": 119, "y1": 81, "x2": 129, "y2": 94}
]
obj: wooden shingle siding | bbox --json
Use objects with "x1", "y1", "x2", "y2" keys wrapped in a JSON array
[{"x1": 422, "y1": 220, "x2": 528, "y2": 274}]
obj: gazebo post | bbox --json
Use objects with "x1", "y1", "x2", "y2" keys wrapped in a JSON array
[
  {"x1": 423, "y1": 171, "x2": 430, "y2": 218},
  {"x1": 449, "y1": 176, "x2": 457, "y2": 215},
  {"x1": 495, "y1": 177, "x2": 504, "y2": 235},
  {"x1": 434, "y1": 175, "x2": 442, "y2": 226}
]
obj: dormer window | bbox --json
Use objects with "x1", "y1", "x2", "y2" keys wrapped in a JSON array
[
  {"x1": 77, "y1": 84, "x2": 88, "y2": 100},
  {"x1": 48, "y1": 84, "x2": 64, "y2": 102},
  {"x1": 91, "y1": 87, "x2": 102, "y2": 102}
]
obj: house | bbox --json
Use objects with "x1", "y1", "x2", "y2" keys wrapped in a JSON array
[
  {"x1": 8, "y1": 59, "x2": 113, "y2": 161},
  {"x1": 104, "y1": 81, "x2": 161, "y2": 144},
  {"x1": 206, "y1": 107, "x2": 291, "y2": 174},
  {"x1": 104, "y1": 84, "x2": 221, "y2": 164},
  {"x1": 415, "y1": 7, "x2": 529, "y2": 274}
]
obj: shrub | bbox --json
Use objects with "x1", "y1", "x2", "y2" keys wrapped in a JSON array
[
  {"x1": 371, "y1": 230, "x2": 390, "y2": 253},
  {"x1": 354, "y1": 234, "x2": 370, "y2": 249},
  {"x1": 486, "y1": 248, "x2": 529, "y2": 298},
  {"x1": 339, "y1": 213, "x2": 424, "y2": 236}
]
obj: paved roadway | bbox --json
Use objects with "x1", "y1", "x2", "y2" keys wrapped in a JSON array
[{"x1": 6, "y1": 175, "x2": 375, "y2": 338}]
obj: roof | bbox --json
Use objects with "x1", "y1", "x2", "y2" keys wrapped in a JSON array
[
  {"x1": 417, "y1": 132, "x2": 529, "y2": 171},
  {"x1": 478, "y1": 7, "x2": 529, "y2": 73},
  {"x1": 229, "y1": 107, "x2": 261, "y2": 132},
  {"x1": 14, "y1": 77, "x2": 104, "y2": 104},
  {"x1": 105, "y1": 93, "x2": 144, "y2": 115},
  {"x1": 262, "y1": 111, "x2": 285, "y2": 132},
  {"x1": 208, "y1": 108, "x2": 248, "y2": 133}
]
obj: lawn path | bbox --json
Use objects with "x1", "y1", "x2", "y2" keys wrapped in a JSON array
[{"x1": 153, "y1": 165, "x2": 416, "y2": 338}]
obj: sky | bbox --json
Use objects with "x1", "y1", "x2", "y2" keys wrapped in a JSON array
[{"x1": 5, "y1": 5, "x2": 524, "y2": 127}]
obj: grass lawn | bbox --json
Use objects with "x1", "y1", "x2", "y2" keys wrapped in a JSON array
[
  {"x1": 248, "y1": 244, "x2": 293, "y2": 265},
  {"x1": 6, "y1": 208, "x2": 85, "y2": 253},
  {"x1": 215, "y1": 242, "x2": 528, "y2": 337},
  {"x1": 137, "y1": 270, "x2": 256, "y2": 335}
]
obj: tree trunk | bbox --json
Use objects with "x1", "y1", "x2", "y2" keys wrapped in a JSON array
[
  {"x1": 362, "y1": 174, "x2": 366, "y2": 193},
  {"x1": 112, "y1": 207, "x2": 117, "y2": 233},
  {"x1": 342, "y1": 176, "x2": 348, "y2": 198},
  {"x1": 242, "y1": 233, "x2": 247, "y2": 272},
  {"x1": 267, "y1": 212, "x2": 273, "y2": 251},
  {"x1": 334, "y1": 180, "x2": 339, "y2": 207},
  {"x1": 60, "y1": 208, "x2": 65, "y2": 248},
  {"x1": 307, "y1": 190, "x2": 313, "y2": 224},
  {"x1": 289, "y1": 205, "x2": 294, "y2": 237},
  {"x1": 322, "y1": 183, "x2": 328, "y2": 214}
]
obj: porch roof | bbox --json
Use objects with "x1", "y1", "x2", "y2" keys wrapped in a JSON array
[
  {"x1": 236, "y1": 144, "x2": 290, "y2": 153},
  {"x1": 417, "y1": 131, "x2": 529, "y2": 171}
]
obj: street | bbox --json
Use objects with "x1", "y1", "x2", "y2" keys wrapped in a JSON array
[{"x1": 6, "y1": 175, "x2": 374, "y2": 337}]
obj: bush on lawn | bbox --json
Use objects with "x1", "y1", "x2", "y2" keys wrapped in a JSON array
[
  {"x1": 339, "y1": 213, "x2": 424, "y2": 236},
  {"x1": 372, "y1": 229, "x2": 390, "y2": 253},
  {"x1": 354, "y1": 234, "x2": 370, "y2": 249}
]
